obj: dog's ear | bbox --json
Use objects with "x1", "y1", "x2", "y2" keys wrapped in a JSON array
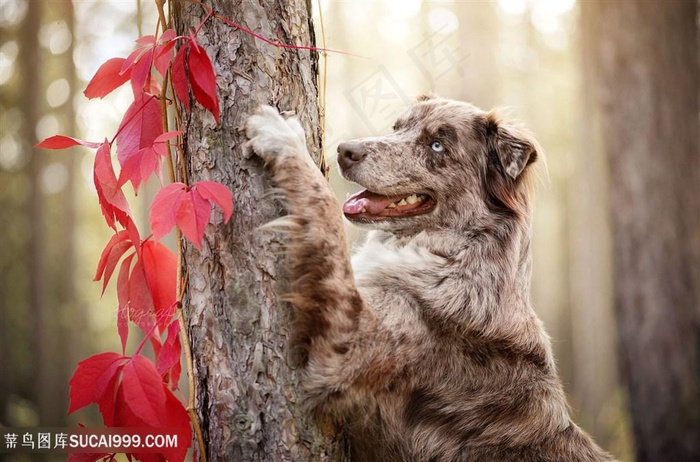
[
  {"x1": 485, "y1": 113, "x2": 538, "y2": 179},
  {"x1": 493, "y1": 125, "x2": 538, "y2": 179},
  {"x1": 416, "y1": 93, "x2": 437, "y2": 102},
  {"x1": 482, "y1": 112, "x2": 540, "y2": 215}
]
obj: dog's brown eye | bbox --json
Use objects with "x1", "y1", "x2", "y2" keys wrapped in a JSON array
[{"x1": 431, "y1": 141, "x2": 445, "y2": 153}]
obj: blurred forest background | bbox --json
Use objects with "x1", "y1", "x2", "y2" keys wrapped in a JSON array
[{"x1": 0, "y1": 1, "x2": 698, "y2": 461}]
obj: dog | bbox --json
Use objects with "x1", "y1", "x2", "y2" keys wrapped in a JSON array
[{"x1": 245, "y1": 96, "x2": 615, "y2": 462}]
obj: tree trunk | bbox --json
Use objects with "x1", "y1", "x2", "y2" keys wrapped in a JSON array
[
  {"x1": 582, "y1": 1, "x2": 700, "y2": 461},
  {"x1": 455, "y1": 1, "x2": 500, "y2": 109},
  {"x1": 572, "y1": 2, "x2": 619, "y2": 450},
  {"x1": 21, "y1": 0, "x2": 51, "y2": 425},
  {"x1": 58, "y1": 0, "x2": 82, "y2": 427},
  {"x1": 173, "y1": 1, "x2": 345, "y2": 460}
]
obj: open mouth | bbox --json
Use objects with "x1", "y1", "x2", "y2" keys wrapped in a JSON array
[{"x1": 342, "y1": 189, "x2": 436, "y2": 221}]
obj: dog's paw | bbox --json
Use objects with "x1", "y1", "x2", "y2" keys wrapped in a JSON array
[
  {"x1": 245, "y1": 106, "x2": 306, "y2": 163},
  {"x1": 281, "y1": 114, "x2": 307, "y2": 147}
]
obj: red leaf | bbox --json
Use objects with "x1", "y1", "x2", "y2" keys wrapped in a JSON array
[
  {"x1": 84, "y1": 58, "x2": 132, "y2": 99},
  {"x1": 96, "y1": 362, "x2": 122, "y2": 427},
  {"x1": 73, "y1": 351, "x2": 192, "y2": 462},
  {"x1": 126, "y1": 215, "x2": 141, "y2": 249},
  {"x1": 101, "y1": 240, "x2": 134, "y2": 295},
  {"x1": 135, "y1": 35, "x2": 156, "y2": 46},
  {"x1": 157, "y1": 320, "x2": 182, "y2": 389},
  {"x1": 117, "y1": 253, "x2": 135, "y2": 354},
  {"x1": 187, "y1": 43, "x2": 219, "y2": 123},
  {"x1": 116, "y1": 93, "x2": 163, "y2": 169},
  {"x1": 154, "y1": 30, "x2": 177, "y2": 80},
  {"x1": 194, "y1": 181, "x2": 233, "y2": 223},
  {"x1": 176, "y1": 187, "x2": 211, "y2": 249},
  {"x1": 114, "y1": 221, "x2": 175, "y2": 343},
  {"x1": 154, "y1": 40, "x2": 176, "y2": 79},
  {"x1": 93, "y1": 141, "x2": 130, "y2": 230},
  {"x1": 161, "y1": 29, "x2": 177, "y2": 43},
  {"x1": 154, "y1": 130, "x2": 181, "y2": 144},
  {"x1": 150, "y1": 181, "x2": 232, "y2": 248},
  {"x1": 171, "y1": 45, "x2": 190, "y2": 113},
  {"x1": 95, "y1": 230, "x2": 129, "y2": 281},
  {"x1": 150, "y1": 182, "x2": 187, "y2": 241},
  {"x1": 117, "y1": 131, "x2": 179, "y2": 194},
  {"x1": 35, "y1": 135, "x2": 101, "y2": 150},
  {"x1": 112, "y1": 382, "x2": 139, "y2": 425},
  {"x1": 121, "y1": 45, "x2": 149, "y2": 75},
  {"x1": 118, "y1": 146, "x2": 161, "y2": 194},
  {"x1": 161, "y1": 389, "x2": 191, "y2": 462},
  {"x1": 120, "y1": 354, "x2": 167, "y2": 428},
  {"x1": 141, "y1": 240, "x2": 177, "y2": 329},
  {"x1": 130, "y1": 47, "x2": 154, "y2": 97},
  {"x1": 95, "y1": 230, "x2": 134, "y2": 295},
  {"x1": 112, "y1": 377, "x2": 189, "y2": 462},
  {"x1": 68, "y1": 352, "x2": 127, "y2": 414},
  {"x1": 127, "y1": 258, "x2": 157, "y2": 333}
]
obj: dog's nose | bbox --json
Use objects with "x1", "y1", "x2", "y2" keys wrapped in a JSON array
[{"x1": 337, "y1": 141, "x2": 367, "y2": 169}]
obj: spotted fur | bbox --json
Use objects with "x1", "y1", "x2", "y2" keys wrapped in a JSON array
[{"x1": 244, "y1": 98, "x2": 615, "y2": 462}]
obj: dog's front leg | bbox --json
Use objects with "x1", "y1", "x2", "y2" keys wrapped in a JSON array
[{"x1": 245, "y1": 106, "x2": 374, "y2": 412}]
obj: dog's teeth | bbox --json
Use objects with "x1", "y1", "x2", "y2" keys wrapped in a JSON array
[
  {"x1": 406, "y1": 194, "x2": 419, "y2": 204},
  {"x1": 398, "y1": 199, "x2": 408, "y2": 206},
  {"x1": 360, "y1": 207, "x2": 367, "y2": 213},
  {"x1": 387, "y1": 203, "x2": 397, "y2": 209}
]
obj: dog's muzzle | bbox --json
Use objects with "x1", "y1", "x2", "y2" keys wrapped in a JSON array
[{"x1": 337, "y1": 141, "x2": 367, "y2": 171}]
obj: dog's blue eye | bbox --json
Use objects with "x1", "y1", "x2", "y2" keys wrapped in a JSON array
[{"x1": 431, "y1": 141, "x2": 444, "y2": 152}]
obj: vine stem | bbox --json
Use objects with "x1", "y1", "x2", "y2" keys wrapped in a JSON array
[
  {"x1": 187, "y1": 0, "x2": 359, "y2": 56},
  {"x1": 156, "y1": 1, "x2": 207, "y2": 461},
  {"x1": 315, "y1": 0, "x2": 329, "y2": 177}
]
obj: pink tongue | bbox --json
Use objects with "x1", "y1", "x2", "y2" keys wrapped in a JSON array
[{"x1": 343, "y1": 190, "x2": 402, "y2": 215}]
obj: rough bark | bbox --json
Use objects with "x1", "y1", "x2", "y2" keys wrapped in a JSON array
[
  {"x1": 583, "y1": 1, "x2": 700, "y2": 461},
  {"x1": 173, "y1": 1, "x2": 345, "y2": 460}
]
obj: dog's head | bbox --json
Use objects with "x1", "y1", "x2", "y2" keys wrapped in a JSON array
[{"x1": 337, "y1": 96, "x2": 539, "y2": 234}]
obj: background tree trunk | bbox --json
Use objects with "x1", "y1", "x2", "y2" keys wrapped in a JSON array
[
  {"x1": 1, "y1": 0, "x2": 80, "y2": 431},
  {"x1": 21, "y1": 0, "x2": 54, "y2": 427},
  {"x1": 571, "y1": 2, "x2": 619, "y2": 451},
  {"x1": 582, "y1": 1, "x2": 700, "y2": 461},
  {"x1": 174, "y1": 1, "x2": 345, "y2": 460}
]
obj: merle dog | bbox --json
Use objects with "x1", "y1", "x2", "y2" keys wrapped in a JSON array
[{"x1": 244, "y1": 96, "x2": 614, "y2": 462}]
